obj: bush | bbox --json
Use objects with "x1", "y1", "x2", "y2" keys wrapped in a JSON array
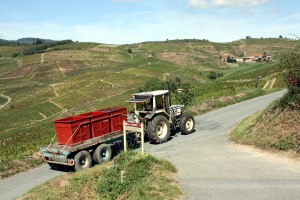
[
  {"x1": 23, "y1": 48, "x2": 36, "y2": 55},
  {"x1": 140, "y1": 77, "x2": 178, "y2": 93},
  {"x1": 217, "y1": 73, "x2": 224, "y2": 77},
  {"x1": 279, "y1": 86, "x2": 300, "y2": 109},
  {"x1": 11, "y1": 52, "x2": 20, "y2": 58},
  {"x1": 207, "y1": 71, "x2": 217, "y2": 79}
]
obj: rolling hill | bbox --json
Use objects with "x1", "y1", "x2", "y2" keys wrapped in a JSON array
[{"x1": 0, "y1": 38, "x2": 297, "y2": 177}]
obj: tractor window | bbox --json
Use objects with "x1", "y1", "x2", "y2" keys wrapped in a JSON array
[
  {"x1": 135, "y1": 103, "x2": 144, "y2": 111},
  {"x1": 146, "y1": 98, "x2": 153, "y2": 111},
  {"x1": 135, "y1": 98, "x2": 152, "y2": 111},
  {"x1": 156, "y1": 95, "x2": 164, "y2": 109}
]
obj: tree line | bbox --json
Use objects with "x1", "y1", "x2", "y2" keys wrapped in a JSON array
[{"x1": 12, "y1": 40, "x2": 74, "y2": 58}]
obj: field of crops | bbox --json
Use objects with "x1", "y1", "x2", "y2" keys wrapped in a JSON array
[{"x1": 0, "y1": 38, "x2": 293, "y2": 178}]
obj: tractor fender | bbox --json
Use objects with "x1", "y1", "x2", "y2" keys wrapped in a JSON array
[{"x1": 145, "y1": 111, "x2": 171, "y2": 123}]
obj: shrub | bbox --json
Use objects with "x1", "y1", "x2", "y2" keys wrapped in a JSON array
[
  {"x1": 11, "y1": 52, "x2": 20, "y2": 58},
  {"x1": 279, "y1": 86, "x2": 300, "y2": 109},
  {"x1": 207, "y1": 71, "x2": 217, "y2": 79},
  {"x1": 217, "y1": 73, "x2": 224, "y2": 77}
]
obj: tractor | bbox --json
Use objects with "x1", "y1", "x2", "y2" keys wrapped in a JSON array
[{"x1": 127, "y1": 90, "x2": 195, "y2": 144}]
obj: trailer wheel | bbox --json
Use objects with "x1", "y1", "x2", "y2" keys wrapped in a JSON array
[
  {"x1": 93, "y1": 144, "x2": 112, "y2": 164},
  {"x1": 179, "y1": 114, "x2": 195, "y2": 135},
  {"x1": 74, "y1": 150, "x2": 92, "y2": 171},
  {"x1": 147, "y1": 115, "x2": 170, "y2": 144}
]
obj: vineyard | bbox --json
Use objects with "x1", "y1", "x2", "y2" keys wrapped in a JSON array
[{"x1": 0, "y1": 38, "x2": 296, "y2": 178}]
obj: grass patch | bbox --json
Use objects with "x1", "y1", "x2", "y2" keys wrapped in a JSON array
[
  {"x1": 0, "y1": 101, "x2": 61, "y2": 132},
  {"x1": 0, "y1": 95, "x2": 7, "y2": 105},
  {"x1": 20, "y1": 152, "x2": 181, "y2": 200},
  {"x1": 0, "y1": 58, "x2": 19, "y2": 76},
  {"x1": 230, "y1": 111, "x2": 262, "y2": 144},
  {"x1": 230, "y1": 102, "x2": 300, "y2": 152}
]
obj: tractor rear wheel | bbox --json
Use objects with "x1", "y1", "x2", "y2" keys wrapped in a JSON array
[
  {"x1": 179, "y1": 114, "x2": 195, "y2": 135},
  {"x1": 146, "y1": 115, "x2": 170, "y2": 144}
]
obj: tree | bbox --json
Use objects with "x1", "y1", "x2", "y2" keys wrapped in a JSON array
[
  {"x1": 35, "y1": 38, "x2": 44, "y2": 45},
  {"x1": 246, "y1": 36, "x2": 251, "y2": 39},
  {"x1": 174, "y1": 83, "x2": 194, "y2": 106},
  {"x1": 227, "y1": 56, "x2": 237, "y2": 63},
  {"x1": 175, "y1": 77, "x2": 181, "y2": 87},
  {"x1": 169, "y1": 82, "x2": 177, "y2": 93},
  {"x1": 279, "y1": 35, "x2": 283, "y2": 39}
]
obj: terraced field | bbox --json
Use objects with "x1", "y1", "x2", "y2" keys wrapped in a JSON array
[{"x1": 0, "y1": 38, "x2": 296, "y2": 177}]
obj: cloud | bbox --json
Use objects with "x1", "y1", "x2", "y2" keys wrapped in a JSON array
[
  {"x1": 188, "y1": 0, "x2": 271, "y2": 8},
  {"x1": 265, "y1": 7, "x2": 280, "y2": 13},
  {"x1": 239, "y1": 9, "x2": 256, "y2": 15}
]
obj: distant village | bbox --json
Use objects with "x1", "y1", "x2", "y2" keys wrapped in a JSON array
[{"x1": 221, "y1": 53, "x2": 272, "y2": 63}]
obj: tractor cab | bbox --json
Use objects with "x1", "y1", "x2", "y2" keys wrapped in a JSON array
[
  {"x1": 127, "y1": 90, "x2": 195, "y2": 144},
  {"x1": 127, "y1": 90, "x2": 171, "y2": 122}
]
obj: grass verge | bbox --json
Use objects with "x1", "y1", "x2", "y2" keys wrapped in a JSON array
[
  {"x1": 230, "y1": 102, "x2": 300, "y2": 153},
  {"x1": 19, "y1": 151, "x2": 182, "y2": 200}
]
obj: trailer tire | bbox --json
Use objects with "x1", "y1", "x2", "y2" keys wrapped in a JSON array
[
  {"x1": 74, "y1": 150, "x2": 92, "y2": 171},
  {"x1": 146, "y1": 115, "x2": 170, "y2": 144},
  {"x1": 93, "y1": 144, "x2": 112, "y2": 164},
  {"x1": 179, "y1": 114, "x2": 195, "y2": 135}
]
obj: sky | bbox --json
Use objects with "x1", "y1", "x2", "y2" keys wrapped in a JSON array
[{"x1": 0, "y1": 0, "x2": 299, "y2": 44}]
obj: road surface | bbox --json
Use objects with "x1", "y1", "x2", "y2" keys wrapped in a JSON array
[
  {"x1": 2, "y1": 89, "x2": 300, "y2": 200},
  {"x1": 147, "y1": 89, "x2": 300, "y2": 199}
]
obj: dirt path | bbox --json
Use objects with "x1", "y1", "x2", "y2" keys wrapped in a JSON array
[
  {"x1": 263, "y1": 78, "x2": 277, "y2": 89},
  {"x1": 231, "y1": 44, "x2": 240, "y2": 55},
  {"x1": 56, "y1": 61, "x2": 65, "y2": 77},
  {"x1": 270, "y1": 78, "x2": 277, "y2": 89},
  {"x1": 49, "y1": 84, "x2": 60, "y2": 97},
  {"x1": 0, "y1": 94, "x2": 12, "y2": 110},
  {"x1": 41, "y1": 53, "x2": 44, "y2": 63}
]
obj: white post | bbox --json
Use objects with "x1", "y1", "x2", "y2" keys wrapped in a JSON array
[
  {"x1": 121, "y1": 170, "x2": 126, "y2": 183},
  {"x1": 141, "y1": 122, "x2": 144, "y2": 154},
  {"x1": 123, "y1": 121, "x2": 127, "y2": 153}
]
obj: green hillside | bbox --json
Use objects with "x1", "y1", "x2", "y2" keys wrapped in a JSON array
[
  {"x1": 0, "y1": 38, "x2": 296, "y2": 178},
  {"x1": 231, "y1": 50, "x2": 300, "y2": 152}
]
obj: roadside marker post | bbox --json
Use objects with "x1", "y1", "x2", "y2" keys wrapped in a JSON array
[{"x1": 123, "y1": 121, "x2": 127, "y2": 152}]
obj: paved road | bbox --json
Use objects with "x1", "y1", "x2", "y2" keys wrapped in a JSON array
[
  {"x1": 2, "y1": 89, "x2": 300, "y2": 200},
  {"x1": 146, "y1": 89, "x2": 300, "y2": 200}
]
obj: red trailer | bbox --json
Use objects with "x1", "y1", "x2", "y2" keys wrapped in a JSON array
[{"x1": 40, "y1": 107, "x2": 130, "y2": 171}]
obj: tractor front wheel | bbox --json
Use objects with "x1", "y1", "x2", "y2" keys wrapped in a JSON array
[
  {"x1": 179, "y1": 114, "x2": 195, "y2": 135},
  {"x1": 146, "y1": 115, "x2": 170, "y2": 144}
]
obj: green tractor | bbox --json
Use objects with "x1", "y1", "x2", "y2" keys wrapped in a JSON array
[{"x1": 127, "y1": 90, "x2": 195, "y2": 144}]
